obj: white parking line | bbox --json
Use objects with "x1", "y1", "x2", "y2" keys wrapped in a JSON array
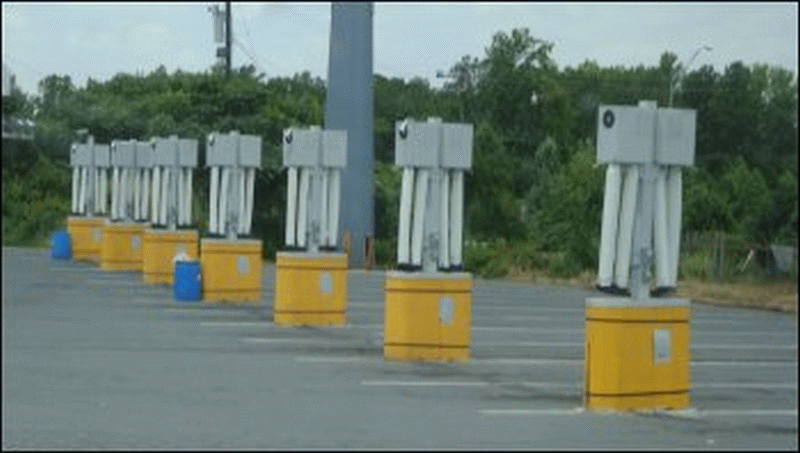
[
  {"x1": 347, "y1": 301, "x2": 787, "y2": 320},
  {"x1": 200, "y1": 321, "x2": 795, "y2": 338},
  {"x1": 477, "y1": 341, "x2": 797, "y2": 350},
  {"x1": 691, "y1": 319, "x2": 779, "y2": 326},
  {"x1": 202, "y1": 321, "x2": 278, "y2": 327},
  {"x1": 693, "y1": 383, "x2": 798, "y2": 389},
  {"x1": 202, "y1": 321, "x2": 533, "y2": 332},
  {"x1": 349, "y1": 304, "x2": 775, "y2": 324},
  {"x1": 85, "y1": 279, "x2": 149, "y2": 286},
  {"x1": 691, "y1": 331, "x2": 798, "y2": 337},
  {"x1": 692, "y1": 361, "x2": 798, "y2": 367},
  {"x1": 691, "y1": 344, "x2": 797, "y2": 350},
  {"x1": 361, "y1": 380, "x2": 578, "y2": 388},
  {"x1": 477, "y1": 408, "x2": 798, "y2": 417},
  {"x1": 347, "y1": 302, "x2": 585, "y2": 313},
  {"x1": 294, "y1": 356, "x2": 798, "y2": 367},
  {"x1": 479, "y1": 408, "x2": 586, "y2": 416},
  {"x1": 362, "y1": 380, "x2": 490, "y2": 387},
  {"x1": 699, "y1": 410, "x2": 798, "y2": 416},
  {"x1": 244, "y1": 338, "x2": 341, "y2": 344},
  {"x1": 360, "y1": 380, "x2": 797, "y2": 390},
  {"x1": 50, "y1": 266, "x2": 94, "y2": 272},
  {"x1": 295, "y1": 356, "x2": 383, "y2": 364},
  {"x1": 167, "y1": 308, "x2": 260, "y2": 314},
  {"x1": 242, "y1": 337, "x2": 797, "y2": 352}
]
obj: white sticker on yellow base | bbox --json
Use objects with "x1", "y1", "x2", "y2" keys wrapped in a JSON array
[
  {"x1": 237, "y1": 255, "x2": 248, "y2": 276},
  {"x1": 654, "y1": 329, "x2": 671, "y2": 365},
  {"x1": 320, "y1": 272, "x2": 332, "y2": 294},
  {"x1": 440, "y1": 297, "x2": 454, "y2": 325}
]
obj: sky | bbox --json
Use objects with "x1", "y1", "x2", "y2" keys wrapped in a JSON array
[{"x1": 2, "y1": 2, "x2": 798, "y2": 96}]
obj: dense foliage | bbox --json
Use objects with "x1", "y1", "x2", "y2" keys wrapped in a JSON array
[{"x1": 3, "y1": 28, "x2": 797, "y2": 279}]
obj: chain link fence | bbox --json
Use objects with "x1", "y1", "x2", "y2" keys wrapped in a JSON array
[{"x1": 681, "y1": 230, "x2": 798, "y2": 282}]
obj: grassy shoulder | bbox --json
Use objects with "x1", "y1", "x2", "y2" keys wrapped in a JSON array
[{"x1": 498, "y1": 267, "x2": 798, "y2": 314}]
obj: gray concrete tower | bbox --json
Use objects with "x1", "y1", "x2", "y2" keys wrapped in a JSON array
[{"x1": 324, "y1": 2, "x2": 374, "y2": 268}]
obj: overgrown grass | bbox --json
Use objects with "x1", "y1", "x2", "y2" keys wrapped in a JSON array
[{"x1": 461, "y1": 239, "x2": 583, "y2": 279}]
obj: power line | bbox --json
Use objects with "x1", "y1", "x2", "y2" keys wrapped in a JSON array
[
  {"x1": 237, "y1": 13, "x2": 264, "y2": 74},
  {"x1": 233, "y1": 39, "x2": 267, "y2": 76}
]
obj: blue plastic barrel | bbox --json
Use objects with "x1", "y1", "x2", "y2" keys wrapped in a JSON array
[
  {"x1": 51, "y1": 231, "x2": 71, "y2": 259},
  {"x1": 174, "y1": 260, "x2": 201, "y2": 301}
]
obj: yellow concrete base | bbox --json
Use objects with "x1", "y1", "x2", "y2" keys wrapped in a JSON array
[
  {"x1": 67, "y1": 216, "x2": 106, "y2": 264},
  {"x1": 142, "y1": 229, "x2": 199, "y2": 285},
  {"x1": 100, "y1": 221, "x2": 149, "y2": 271},
  {"x1": 200, "y1": 238, "x2": 262, "y2": 304},
  {"x1": 584, "y1": 297, "x2": 691, "y2": 411},
  {"x1": 383, "y1": 271, "x2": 472, "y2": 362},
  {"x1": 274, "y1": 252, "x2": 348, "y2": 326}
]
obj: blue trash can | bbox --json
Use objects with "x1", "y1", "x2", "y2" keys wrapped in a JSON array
[
  {"x1": 51, "y1": 231, "x2": 71, "y2": 259},
  {"x1": 174, "y1": 260, "x2": 201, "y2": 301}
]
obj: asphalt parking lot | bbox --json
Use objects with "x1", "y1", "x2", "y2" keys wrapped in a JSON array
[{"x1": 2, "y1": 246, "x2": 797, "y2": 449}]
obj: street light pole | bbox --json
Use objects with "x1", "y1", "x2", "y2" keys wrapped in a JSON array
[{"x1": 669, "y1": 46, "x2": 712, "y2": 107}]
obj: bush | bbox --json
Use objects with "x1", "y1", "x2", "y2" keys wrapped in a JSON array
[
  {"x1": 680, "y1": 250, "x2": 711, "y2": 280},
  {"x1": 543, "y1": 251, "x2": 583, "y2": 278},
  {"x1": 374, "y1": 237, "x2": 396, "y2": 269},
  {"x1": 2, "y1": 151, "x2": 71, "y2": 246}
]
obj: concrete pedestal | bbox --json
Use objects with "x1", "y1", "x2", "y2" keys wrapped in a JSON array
[
  {"x1": 67, "y1": 216, "x2": 106, "y2": 264},
  {"x1": 383, "y1": 271, "x2": 472, "y2": 362},
  {"x1": 200, "y1": 238, "x2": 262, "y2": 304},
  {"x1": 142, "y1": 229, "x2": 199, "y2": 285},
  {"x1": 584, "y1": 297, "x2": 691, "y2": 411},
  {"x1": 100, "y1": 221, "x2": 149, "y2": 271},
  {"x1": 274, "y1": 251, "x2": 348, "y2": 326}
]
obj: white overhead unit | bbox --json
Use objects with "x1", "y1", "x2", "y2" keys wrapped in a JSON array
[
  {"x1": 595, "y1": 102, "x2": 696, "y2": 297},
  {"x1": 282, "y1": 126, "x2": 347, "y2": 252},
  {"x1": 109, "y1": 139, "x2": 137, "y2": 222},
  {"x1": 206, "y1": 131, "x2": 261, "y2": 238},
  {"x1": 70, "y1": 136, "x2": 112, "y2": 217},
  {"x1": 93, "y1": 143, "x2": 111, "y2": 216},
  {"x1": 151, "y1": 136, "x2": 199, "y2": 230},
  {"x1": 393, "y1": 118, "x2": 473, "y2": 272}
]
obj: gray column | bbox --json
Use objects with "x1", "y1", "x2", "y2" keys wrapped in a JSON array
[{"x1": 324, "y1": 2, "x2": 374, "y2": 267}]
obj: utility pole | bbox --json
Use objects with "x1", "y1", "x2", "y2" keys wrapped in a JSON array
[
  {"x1": 225, "y1": 1, "x2": 232, "y2": 77},
  {"x1": 209, "y1": 3, "x2": 232, "y2": 77}
]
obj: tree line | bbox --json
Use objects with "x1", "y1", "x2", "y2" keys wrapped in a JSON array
[{"x1": 3, "y1": 28, "x2": 797, "y2": 278}]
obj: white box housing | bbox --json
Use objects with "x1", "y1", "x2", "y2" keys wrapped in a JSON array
[
  {"x1": 283, "y1": 128, "x2": 320, "y2": 167},
  {"x1": 135, "y1": 141, "x2": 154, "y2": 168},
  {"x1": 111, "y1": 140, "x2": 136, "y2": 167},
  {"x1": 178, "y1": 138, "x2": 199, "y2": 167},
  {"x1": 395, "y1": 121, "x2": 440, "y2": 168},
  {"x1": 206, "y1": 133, "x2": 237, "y2": 167},
  {"x1": 238, "y1": 135, "x2": 261, "y2": 168},
  {"x1": 94, "y1": 144, "x2": 111, "y2": 168},
  {"x1": 70, "y1": 144, "x2": 91, "y2": 167},
  {"x1": 441, "y1": 123, "x2": 473, "y2": 169},
  {"x1": 154, "y1": 138, "x2": 178, "y2": 166},
  {"x1": 322, "y1": 130, "x2": 347, "y2": 168},
  {"x1": 596, "y1": 105, "x2": 656, "y2": 164},
  {"x1": 207, "y1": 133, "x2": 260, "y2": 167},
  {"x1": 656, "y1": 108, "x2": 696, "y2": 166}
]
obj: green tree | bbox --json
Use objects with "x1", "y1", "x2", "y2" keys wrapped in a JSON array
[
  {"x1": 528, "y1": 139, "x2": 604, "y2": 269},
  {"x1": 465, "y1": 120, "x2": 524, "y2": 240}
]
